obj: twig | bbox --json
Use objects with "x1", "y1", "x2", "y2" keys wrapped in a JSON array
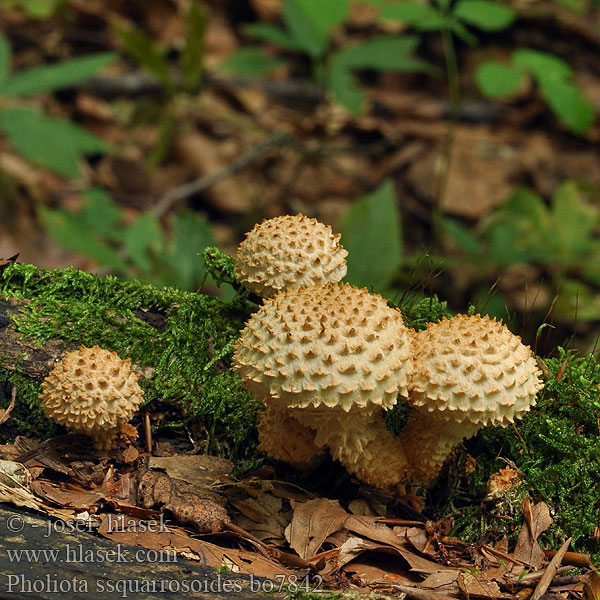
[
  {"x1": 531, "y1": 537, "x2": 572, "y2": 600},
  {"x1": 152, "y1": 131, "x2": 290, "y2": 217},
  {"x1": 0, "y1": 385, "x2": 16, "y2": 425}
]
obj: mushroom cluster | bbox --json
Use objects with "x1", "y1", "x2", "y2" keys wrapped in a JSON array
[
  {"x1": 233, "y1": 213, "x2": 544, "y2": 491},
  {"x1": 40, "y1": 345, "x2": 144, "y2": 450},
  {"x1": 234, "y1": 282, "x2": 414, "y2": 490}
]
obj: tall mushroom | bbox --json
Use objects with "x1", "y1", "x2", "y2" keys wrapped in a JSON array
[
  {"x1": 400, "y1": 314, "x2": 543, "y2": 484},
  {"x1": 234, "y1": 214, "x2": 348, "y2": 298},
  {"x1": 40, "y1": 345, "x2": 144, "y2": 450},
  {"x1": 233, "y1": 282, "x2": 414, "y2": 491}
]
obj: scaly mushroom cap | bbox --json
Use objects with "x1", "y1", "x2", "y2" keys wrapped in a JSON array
[
  {"x1": 408, "y1": 314, "x2": 543, "y2": 425},
  {"x1": 233, "y1": 282, "x2": 414, "y2": 412},
  {"x1": 40, "y1": 345, "x2": 144, "y2": 449},
  {"x1": 234, "y1": 214, "x2": 348, "y2": 297}
]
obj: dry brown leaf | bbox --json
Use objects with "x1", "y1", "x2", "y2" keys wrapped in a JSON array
[
  {"x1": 345, "y1": 514, "x2": 406, "y2": 550},
  {"x1": 285, "y1": 498, "x2": 349, "y2": 559},
  {"x1": 234, "y1": 493, "x2": 291, "y2": 544},
  {"x1": 148, "y1": 454, "x2": 233, "y2": 488},
  {"x1": 458, "y1": 571, "x2": 507, "y2": 599},
  {"x1": 30, "y1": 480, "x2": 105, "y2": 509},
  {"x1": 513, "y1": 500, "x2": 553, "y2": 570}
]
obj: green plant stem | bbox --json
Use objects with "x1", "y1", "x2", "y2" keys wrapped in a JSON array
[{"x1": 433, "y1": 25, "x2": 461, "y2": 249}]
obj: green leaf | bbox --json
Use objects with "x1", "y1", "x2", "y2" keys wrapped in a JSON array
[
  {"x1": 551, "y1": 180, "x2": 597, "y2": 265},
  {"x1": 476, "y1": 60, "x2": 523, "y2": 97},
  {"x1": 378, "y1": 1, "x2": 441, "y2": 25},
  {"x1": 331, "y1": 35, "x2": 431, "y2": 72},
  {"x1": 163, "y1": 211, "x2": 214, "y2": 290},
  {"x1": 38, "y1": 202, "x2": 128, "y2": 272},
  {"x1": 221, "y1": 47, "x2": 286, "y2": 76},
  {"x1": 453, "y1": 0, "x2": 515, "y2": 31},
  {"x1": 0, "y1": 35, "x2": 11, "y2": 86},
  {"x1": 512, "y1": 49, "x2": 572, "y2": 81},
  {"x1": 114, "y1": 25, "x2": 174, "y2": 92},
  {"x1": 282, "y1": 0, "x2": 349, "y2": 58},
  {"x1": 180, "y1": 1, "x2": 206, "y2": 91},
  {"x1": 441, "y1": 218, "x2": 480, "y2": 255},
  {"x1": 0, "y1": 107, "x2": 108, "y2": 177},
  {"x1": 20, "y1": 0, "x2": 62, "y2": 19},
  {"x1": 123, "y1": 212, "x2": 164, "y2": 273},
  {"x1": 485, "y1": 188, "x2": 551, "y2": 265},
  {"x1": 339, "y1": 180, "x2": 402, "y2": 290},
  {"x1": 80, "y1": 188, "x2": 124, "y2": 241},
  {"x1": 537, "y1": 77, "x2": 595, "y2": 135},
  {"x1": 327, "y1": 62, "x2": 365, "y2": 113},
  {"x1": 243, "y1": 23, "x2": 304, "y2": 51},
  {"x1": 1, "y1": 51, "x2": 117, "y2": 97}
]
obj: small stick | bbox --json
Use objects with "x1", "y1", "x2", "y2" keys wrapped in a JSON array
[{"x1": 144, "y1": 412, "x2": 152, "y2": 454}]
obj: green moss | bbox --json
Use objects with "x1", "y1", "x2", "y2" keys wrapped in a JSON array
[{"x1": 0, "y1": 261, "x2": 260, "y2": 462}]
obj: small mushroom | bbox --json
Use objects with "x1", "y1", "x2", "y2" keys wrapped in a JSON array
[
  {"x1": 233, "y1": 282, "x2": 414, "y2": 491},
  {"x1": 400, "y1": 314, "x2": 543, "y2": 484},
  {"x1": 234, "y1": 214, "x2": 348, "y2": 298},
  {"x1": 40, "y1": 345, "x2": 144, "y2": 450}
]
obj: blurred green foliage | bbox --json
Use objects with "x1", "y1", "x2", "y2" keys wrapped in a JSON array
[
  {"x1": 0, "y1": 34, "x2": 115, "y2": 177},
  {"x1": 443, "y1": 180, "x2": 600, "y2": 321},
  {"x1": 222, "y1": 0, "x2": 433, "y2": 113},
  {"x1": 39, "y1": 189, "x2": 214, "y2": 291},
  {"x1": 477, "y1": 49, "x2": 595, "y2": 134}
]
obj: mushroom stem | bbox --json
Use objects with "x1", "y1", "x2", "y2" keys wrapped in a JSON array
[
  {"x1": 257, "y1": 404, "x2": 325, "y2": 469},
  {"x1": 292, "y1": 408, "x2": 410, "y2": 491},
  {"x1": 399, "y1": 410, "x2": 480, "y2": 484}
]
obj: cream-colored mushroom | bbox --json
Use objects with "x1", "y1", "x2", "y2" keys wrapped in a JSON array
[
  {"x1": 233, "y1": 282, "x2": 414, "y2": 491},
  {"x1": 234, "y1": 214, "x2": 348, "y2": 298},
  {"x1": 400, "y1": 314, "x2": 543, "y2": 484},
  {"x1": 40, "y1": 345, "x2": 144, "y2": 450}
]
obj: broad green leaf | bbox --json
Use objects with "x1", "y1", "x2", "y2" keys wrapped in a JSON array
[
  {"x1": 80, "y1": 188, "x2": 124, "y2": 241},
  {"x1": 221, "y1": 47, "x2": 286, "y2": 76},
  {"x1": 453, "y1": 0, "x2": 515, "y2": 31},
  {"x1": 327, "y1": 62, "x2": 365, "y2": 113},
  {"x1": 441, "y1": 218, "x2": 480, "y2": 255},
  {"x1": 164, "y1": 211, "x2": 214, "y2": 290},
  {"x1": 20, "y1": 0, "x2": 62, "y2": 19},
  {"x1": 551, "y1": 180, "x2": 597, "y2": 265},
  {"x1": 339, "y1": 180, "x2": 402, "y2": 290},
  {"x1": 38, "y1": 204, "x2": 128, "y2": 272},
  {"x1": 331, "y1": 35, "x2": 431, "y2": 72},
  {"x1": 537, "y1": 77, "x2": 595, "y2": 135},
  {"x1": 0, "y1": 35, "x2": 11, "y2": 86},
  {"x1": 476, "y1": 60, "x2": 523, "y2": 97},
  {"x1": 378, "y1": 1, "x2": 440, "y2": 24},
  {"x1": 512, "y1": 49, "x2": 572, "y2": 81},
  {"x1": 114, "y1": 26, "x2": 174, "y2": 93},
  {"x1": 282, "y1": 0, "x2": 349, "y2": 58},
  {"x1": 485, "y1": 187, "x2": 551, "y2": 265},
  {"x1": 244, "y1": 23, "x2": 304, "y2": 51},
  {"x1": 180, "y1": 2, "x2": 206, "y2": 91},
  {"x1": 0, "y1": 107, "x2": 107, "y2": 177},
  {"x1": 1, "y1": 51, "x2": 116, "y2": 97},
  {"x1": 124, "y1": 211, "x2": 163, "y2": 273}
]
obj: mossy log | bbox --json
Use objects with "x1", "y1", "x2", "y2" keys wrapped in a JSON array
[{"x1": 0, "y1": 256, "x2": 261, "y2": 461}]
